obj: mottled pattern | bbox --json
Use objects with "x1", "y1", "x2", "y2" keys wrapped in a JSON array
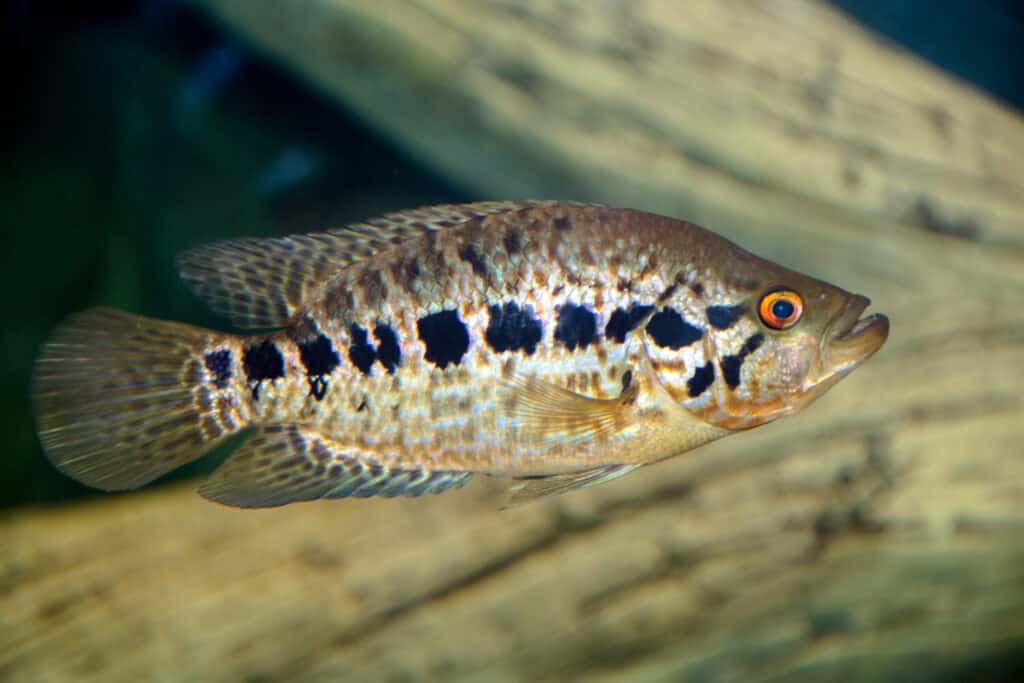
[{"x1": 34, "y1": 201, "x2": 888, "y2": 506}]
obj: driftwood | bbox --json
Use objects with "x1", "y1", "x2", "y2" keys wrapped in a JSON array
[{"x1": 4, "y1": 1, "x2": 1023, "y2": 681}]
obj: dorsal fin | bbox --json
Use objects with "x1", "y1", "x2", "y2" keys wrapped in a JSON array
[{"x1": 177, "y1": 200, "x2": 570, "y2": 329}]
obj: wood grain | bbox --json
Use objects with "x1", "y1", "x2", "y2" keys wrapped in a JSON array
[{"x1": 3, "y1": 1, "x2": 1022, "y2": 681}]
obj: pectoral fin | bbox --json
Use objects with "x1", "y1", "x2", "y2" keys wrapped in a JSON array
[{"x1": 504, "y1": 371, "x2": 639, "y2": 446}]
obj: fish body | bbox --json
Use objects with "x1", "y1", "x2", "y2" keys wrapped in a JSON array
[{"x1": 32, "y1": 201, "x2": 888, "y2": 507}]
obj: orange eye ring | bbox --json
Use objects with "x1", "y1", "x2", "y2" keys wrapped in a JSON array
[{"x1": 759, "y1": 289, "x2": 803, "y2": 330}]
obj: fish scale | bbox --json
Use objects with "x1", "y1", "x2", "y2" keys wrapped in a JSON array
[{"x1": 32, "y1": 201, "x2": 888, "y2": 507}]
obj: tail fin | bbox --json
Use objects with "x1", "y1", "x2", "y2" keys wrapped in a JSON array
[{"x1": 32, "y1": 308, "x2": 250, "y2": 491}]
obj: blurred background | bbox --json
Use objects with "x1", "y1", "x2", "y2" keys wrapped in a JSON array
[{"x1": 2, "y1": 2, "x2": 1022, "y2": 682}]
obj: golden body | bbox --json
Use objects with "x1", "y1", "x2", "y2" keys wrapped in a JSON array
[{"x1": 33, "y1": 202, "x2": 888, "y2": 506}]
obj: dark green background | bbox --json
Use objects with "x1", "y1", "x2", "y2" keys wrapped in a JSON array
[{"x1": 3, "y1": 1, "x2": 1021, "y2": 507}]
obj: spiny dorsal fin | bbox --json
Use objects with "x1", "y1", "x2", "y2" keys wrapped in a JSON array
[
  {"x1": 503, "y1": 465, "x2": 641, "y2": 507},
  {"x1": 178, "y1": 200, "x2": 573, "y2": 329},
  {"x1": 198, "y1": 424, "x2": 472, "y2": 508}
]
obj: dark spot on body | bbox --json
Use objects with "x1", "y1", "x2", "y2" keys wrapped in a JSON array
[
  {"x1": 657, "y1": 282, "x2": 678, "y2": 304},
  {"x1": 357, "y1": 397, "x2": 368, "y2": 412},
  {"x1": 503, "y1": 230, "x2": 522, "y2": 255},
  {"x1": 298, "y1": 334, "x2": 341, "y2": 401},
  {"x1": 689, "y1": 281, "x2": 704, "y2": 297},
  {"x1": 604, "y1": 303, "x2": 654, "y2": 343},
  {"x1": 486, "y1": 301, "x2": 543, "y2": 354},
  {"x1": 553, "y1": 216, "x2": 571, "y2": 231},
  {"x1": 617, "y1": 278, "x2": 633, "y2": 293},
  {"x1": 554, "y1": 302, "x2": 598, "y2": 351},
  {"x1": 348, "y1": 324, "x2": 376, "y2": 376},
  {"x1": 645, "y1": 308, "x2": 703, "y2": 349},
  {"x1": 373, "y1": 324, "x2": 401, "y2": 373},
  {"x1": 417, "y1": 309, "x2": 471, "y2": 369},
  {"x1": 720, "y1": 333, "x2": 766, "y2": 389},
  {"x1": 621, "y1": 369, "x2": 633, "y2": 390},
  {"x1": 739, "y1": 332, "x2": 765, "y2": 356},
  {"x1": 706, "y1": 304, "x2": 747, "y2": 330},
  {"x1": 458, "y1": 243, "x2": 488, "y2": 279},
  {"x1": 687, "y1": 362, "x2": 715, "y2": 397},
  {"x1": 242, "y1": 340, "x2": 285, "y2": 399},
  {"x1": 298, "y1": 334, "x2": 340, "y2": 377},
  {"x1": 203, "y1": 349, "x2": 232, "y2": 389}
]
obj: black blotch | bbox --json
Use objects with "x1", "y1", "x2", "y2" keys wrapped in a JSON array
[
  {"x1": 458, "y1": 243, "x2": 488, "y2": 279},
  {"x1": 720, "y1": 356, "x2": 743, "y2": 390},
  {"x1": 605, "y1": 303, "x2": 655, "y2": 343},
  {"x1": 720, "y1": 333, "x2": 766, "y2": 390},
  {"x1": 706, "y1": 304, "x2": 747, "y2": 330},
  {"x1": 374, "y1": 324, "x2": 401, "y2": 374},
  {"x1": 687, "y1": 362, "x2": 715, "y2": 397},
  {"x1": 242, "y1": 340, "x2": 285, "y2": 399},
  {"x1": 554, "y1": 302, "x2": 598, "y2": 351},
  {"x1": 298, "y1": 334, "x2": 341, "y2": 401},
  {"x1": 298, "y1": 334, "x2": 340, "y2": 376},
  {"x1": 657, "y1": 282, "x2": 679, "y2": 304},
  {"x1": 485, "y1": 301, "x2": 543, "y2": 355},
  {"x1": 621, "y1": 369, "x2": 633, "y2": 390},
  {"x1": 690, "y1": 281, "x2": 705, "y2": 297},
  {"x1": 645, "y1": 308, "x2": 703, "y2": 349},
  {"x1": 204, "y1": 349, "x2": 232, "y2": 389},
  {"x1": 554, "y1": 216, "x2": 571, "y2": 231},
  {"x1": 503, "y1": 230, "x2": 522, "y2": 255},
  {"x1": 417, "y1": 309, "x2": 470, "y2": 369},
  {"x1": 348, "y1": 324, "x2": 376, "y2": 376},
  {"x1": 740, "y1": 332, "x2": 765, "y2": 356}
]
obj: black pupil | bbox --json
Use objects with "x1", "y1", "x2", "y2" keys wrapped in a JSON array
[{"x1": 771, "y1": 299, "x2": 795, "y2": 319}]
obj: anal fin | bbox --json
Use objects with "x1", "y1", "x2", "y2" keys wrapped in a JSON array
[
  {"x1": 504, "y1": 465, "x2": 640, "y2": 507},
  {"x1": 198, "y1": 424, "x2": 471, "y2": 508}
]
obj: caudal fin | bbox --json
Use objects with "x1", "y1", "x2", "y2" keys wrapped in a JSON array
[{"x1": 32, "y1": 308, "x2": 250, "y2": 491}]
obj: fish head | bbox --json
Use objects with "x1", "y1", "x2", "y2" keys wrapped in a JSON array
[{"x1": 650, "y1": 248, "x2": 889, "y2": 431}]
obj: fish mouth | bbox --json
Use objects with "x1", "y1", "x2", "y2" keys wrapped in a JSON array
[{"x1": 827, "y1": 295, "x2": 890, "y2": 368}]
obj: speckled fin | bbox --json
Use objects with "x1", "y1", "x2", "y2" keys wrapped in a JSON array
[
  {"x1": 198, "y1": 424, "x2": 471, "y2": 508},
  {"x1": 32, "y1": 308, "x2": 240, "y2": 491},
  {"x1": 504, "y1": 465, "x2": 641, "y2": 507},
  {"x1": 177, "y1": 200, "x2": 565, "y2": 329}
]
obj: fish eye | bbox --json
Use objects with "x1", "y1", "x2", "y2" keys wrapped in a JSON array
[{"x1": 759, "y1": 289, "x2": 803, "y2": 330}]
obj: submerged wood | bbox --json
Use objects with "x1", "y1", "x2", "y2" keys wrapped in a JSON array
[{"x1": 3, "y1": 1, "x2": 1022, "y2": 681}]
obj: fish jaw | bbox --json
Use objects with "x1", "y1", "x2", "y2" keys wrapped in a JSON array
[{"x1": 798, "y1": 295, "x2": 889, "y2": 405}]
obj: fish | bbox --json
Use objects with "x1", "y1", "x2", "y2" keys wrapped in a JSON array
[{"x1": 31, "y1": 201, "x2": 889, "y2": 508}]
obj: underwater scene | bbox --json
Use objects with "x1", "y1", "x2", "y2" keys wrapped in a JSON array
[{"x1": 3, "y1": 1, "x2": 1022, "y2": 681}]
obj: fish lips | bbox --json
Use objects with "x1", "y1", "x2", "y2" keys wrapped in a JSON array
[{"x1": 826, "y1": 294, "x2": 890, "y2": 369}]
